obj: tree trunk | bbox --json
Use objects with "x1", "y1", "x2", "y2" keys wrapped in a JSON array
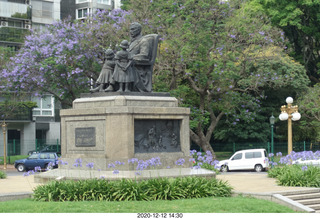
[{"x1": 190, "y1": 129, "x2": 216, "y2": 160}]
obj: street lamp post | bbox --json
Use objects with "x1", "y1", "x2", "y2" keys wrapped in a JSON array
[
  {"x1": 279, "y1": 97, "x2": 301, "y2": 155},
  {"x1": 1, "y1": 122, "x2": 7, "y2": 170},
  {"x1": 269, "y1": 114, "x2": 275, "y2": 163}
]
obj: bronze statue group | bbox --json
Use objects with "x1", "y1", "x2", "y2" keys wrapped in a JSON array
[{"x1": 90, "y1": 22, "x2": 159, "y2": 93}]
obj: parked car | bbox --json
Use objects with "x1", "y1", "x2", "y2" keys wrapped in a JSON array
[
  {"x1": 218, "y1": 149, "x2": 269, "y2": 172},
  {"x1": 28, "y1": 145, "x2": 61, "y2": 156},
  {"x1": 292, "y1": 159, "x2": 320, "y2": 166},
  {"x1": 14, "y1": 152, "x2": 59, "y2": 172}
]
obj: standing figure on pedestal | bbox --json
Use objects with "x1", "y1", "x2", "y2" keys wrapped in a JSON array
[
  {"x1": 129, "y1": 22, "x2": 159, "y2": 92},
  {"x1": 90, "y1": 49, "x2": 115, "y2": 92},
  {"x1": 113, "y1": 40, "x2": 134, "y2": 92}
]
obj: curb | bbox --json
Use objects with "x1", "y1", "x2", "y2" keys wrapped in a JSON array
[{"x1": 0, "y1": 192, "x2": 33, "y2": 202}]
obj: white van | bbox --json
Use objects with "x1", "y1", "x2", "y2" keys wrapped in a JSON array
[{"x1": 218, "y1": 149, "x2": 269, "y2": 172}]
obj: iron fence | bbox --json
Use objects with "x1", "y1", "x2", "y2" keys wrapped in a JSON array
[
  {"x1": 212, "y1": 141, "x2": 320, "y2": 155},
  {"x1": 6, "y1": 139, "x2": 60, "y2": 156}
]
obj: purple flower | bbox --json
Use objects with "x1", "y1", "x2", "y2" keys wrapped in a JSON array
[
  {"x1": 115, "y1": 161, "x2": 124, "y2": 166},
  {"x1": 301, "y1": 166, "x2": 308, "y2": 171},
  {"x1": 34, "y1": 166, "x2": 42, "y2": 172},
  {"x1": 108, "y1": 163, "x2": 115, "y2": 168},
  {"x1": 86, "y1": 162, "x2": 94, "y2": 169},
  {"x1": 113, "y1": 169, "x2": 119, "y2": 174},
  {"x1": 128, "y1": 158, "x2": 138, "y2": 164},
  {"x1": 175, "y1": 158, "x2": 185, "y2": 166},
  {"x1": 73, "y1": 158, "x2": 82, "y2": 168},
  {"x1": 268, "y1": 153, "x2": 274, "y2": 158},
  {"x1": 276, "y1": 152, "x2": 282, "y2": 157}
]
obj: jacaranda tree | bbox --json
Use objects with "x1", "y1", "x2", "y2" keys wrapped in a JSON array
[{"x1": 1, "y1": 9, "x2": 131, "y2": 108}]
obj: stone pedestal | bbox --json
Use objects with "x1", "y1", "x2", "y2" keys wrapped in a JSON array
[{"x1": 60, "y1": 93, "x2": 191, "y2": 171}]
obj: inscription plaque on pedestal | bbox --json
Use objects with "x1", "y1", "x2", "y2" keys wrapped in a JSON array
[
  {"x1": 75, "y1": 127, "x2": 96, "y2": 147},
  {"x1": 134, "y1": 119, "x2": 181, "y2": 153}
]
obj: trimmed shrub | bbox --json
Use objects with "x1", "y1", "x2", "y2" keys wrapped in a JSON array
[
  {"x1": 268, "y1": 165, "x2": 320, "y2": 187},
  {"x1": 33, "y1": 176, "x2": 232, "y2": 202}
]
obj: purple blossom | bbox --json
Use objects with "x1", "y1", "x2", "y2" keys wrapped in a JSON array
[
  {"x1": 86, "y1": 162, "x2": 94, "y2": 169},
  {"x1": 113, "y1": 169, "x2": 119, "y2": 174},
  {"x1": 73, "y1": 158, "x2": 82, "y2": 168},
  {"x1": 175, "y1": 158, "x2": 185, "y2": 166},
  {"x1": 276, "y1": 152, "x2": 282, "y2": 157},
  {"x1": 108, "y1": 163, "x2": 115, "y2": 169}
]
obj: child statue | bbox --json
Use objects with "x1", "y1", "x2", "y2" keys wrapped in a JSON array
[
  {"x1": 113, "y1": 40, "x2": 134, "y2": 92},
  {"x1": 90, "y1": 49, "x2": 115, "y2": 92}
]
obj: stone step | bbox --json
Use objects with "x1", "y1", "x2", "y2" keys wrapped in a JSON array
[
  {"x1": 285, "y1": 193, "x2": 320, "y2": 201},
  {"x1": 299, "y1": 198, "x2": 320, "y2": 206},
  {"x1": 280, "y1": 189, "x2": 320, "y2": 196},
  {"x1": 306, "y1": 204, "x2": 320, "y2": 210}
]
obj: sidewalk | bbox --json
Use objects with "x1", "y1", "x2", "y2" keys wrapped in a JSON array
[{"x1": 0, "y1": 165, "x2": 42, "y2": 195}]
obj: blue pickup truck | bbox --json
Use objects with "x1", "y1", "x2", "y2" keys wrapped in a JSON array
[{"x1": 14, "y1": 152, "x2": 59, "y2": 172}]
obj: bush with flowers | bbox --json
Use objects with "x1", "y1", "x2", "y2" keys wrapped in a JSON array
[
  {"x1": 268, "y1": 151, "x2": 320, "y2": 187},
  {"x1": 31, "y1": 150, "x2": 230, "y2": 202}
]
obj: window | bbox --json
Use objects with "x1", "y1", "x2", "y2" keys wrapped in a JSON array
[
  {"x1": 77, "y1": 8, "x2": 91, "y2": 19},
  {"x1": 29, "y1": 154, "x2": 38, "y2": 159},
  {"x1": 245, "y1": 152, "x2": 253, "y2": 159},
  {"x1": 32, "y1": 95, "x2": 55, "y2": 117},
  {"x1": 48, "y1": 153, "x2": 56, "y2": 159},
  {"x1": 97, "y1": 0, "x2": 111, "y2": 5},
  {"x1": 253, "y1": 152, "x2": 262, "y2": 158},
  {"x1": 232, "y1": 153, "x2": 242, "y2": 160},
  {"x1": 8, "y1": 21, "x2": 23, "y2": 28},
  {"x1": 245, "y1": 152, "x2": 262, "y2": 159},
  {"x1": 40, "y1": 154, "x2": 47, "y2": 159}
]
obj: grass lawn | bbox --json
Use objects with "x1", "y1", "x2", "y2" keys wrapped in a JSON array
[
  {"x1": 0, "y1": 155, "x2": 28, "y2": 165},
  {"x1": 0, "y1": 196, "x2": 297, "y2": 213}
]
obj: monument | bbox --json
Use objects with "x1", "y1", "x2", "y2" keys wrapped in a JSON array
[{"x1": 35, "y1": 23, "x2": 215, "y2": 181}]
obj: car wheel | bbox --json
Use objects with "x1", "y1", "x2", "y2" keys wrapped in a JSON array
[
  {"x1": 220, "y1": 165, "x2": 228, "y2": 172},
  {"x1": 17, "y1": 164, "x2": 26, "y2": 172},
  {"x1": 254, "y1": 164, "x2": 263, "y2": 172}
]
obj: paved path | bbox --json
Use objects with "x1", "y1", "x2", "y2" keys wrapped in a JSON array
[{"x1": 216, "y1": 172, "x2": 315, "y2": 194}]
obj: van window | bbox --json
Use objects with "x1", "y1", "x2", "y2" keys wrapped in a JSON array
[
  {"x1": 245, "y1": 151, "x2": 262, "y2": 159},
  {"x1": 40, "y1": 154, "x2": 47, "y2": 159},
  {"x1": 253, "y1": 152, "x2": 262, "y2": 158},
  {"x1": 245, "y1": 152, "x2": 253, "y2": 159},
  {"x1": 232, "y1": 153, "x2": 242, "y2": 160}
]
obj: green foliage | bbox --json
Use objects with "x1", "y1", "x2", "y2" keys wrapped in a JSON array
[
  {"x1": 297, "y1": 83, "x2": 320, "y2": 141},
  {"x1": 0, "y1": 92, "x2": 37, "y2": 121},
  {"x1": 0, "y1": 171, "x2": 6, "y2": 179},
  {"x1": 33, "y1": 177, "x2": 232, "y2": 202},
  {"x1": 257, "y1": 0, "x2": 320, "y2": 83},
  {"x1": 268, "y1": 165, "x2": 320, "y2": 187}
]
